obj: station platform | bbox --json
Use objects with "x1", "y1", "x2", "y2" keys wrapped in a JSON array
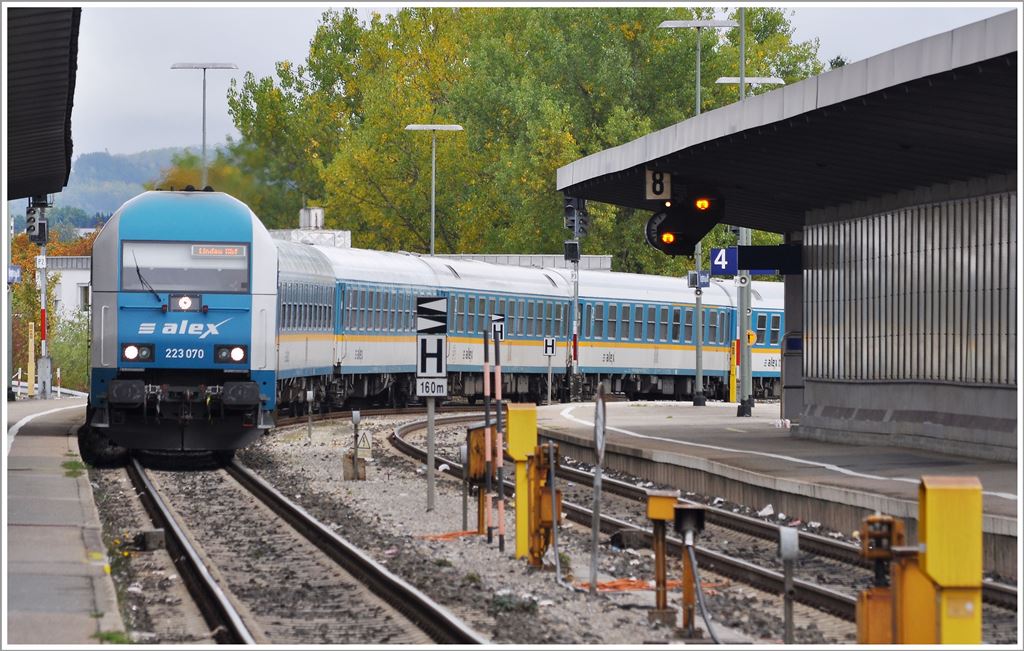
[
  {"x1": 537, "y1": 400, "x2": 1019, "y2": 579},
  {"x1": 4, "y1": 397, "x2": 125, "y2": 644}
]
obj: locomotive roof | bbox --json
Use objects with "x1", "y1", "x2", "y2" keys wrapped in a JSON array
[{"x1": 114, "y1": 191, "x2": 259, "y2": 241}]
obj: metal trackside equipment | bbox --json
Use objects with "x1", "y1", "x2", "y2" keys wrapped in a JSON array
[
  {"x1": 646, "y1": 490, "x2": 679, "y2": 625},
  {"x1": 856, "y1": 476, "x2": 982, "y2": 644}
]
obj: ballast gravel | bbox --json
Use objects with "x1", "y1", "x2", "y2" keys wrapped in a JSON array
[{"x1": 237, "y1": 416, "x2": 853, "y2": 644}]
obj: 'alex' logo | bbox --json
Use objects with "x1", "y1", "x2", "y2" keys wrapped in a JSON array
[{"x1": 138, "y1": 318, "x2": 232, "y2": 339}]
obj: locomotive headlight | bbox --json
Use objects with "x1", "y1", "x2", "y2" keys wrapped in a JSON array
[
  {"x1": 177, "y1": 295, "x2": 193, "y2": 311},
  {"x1": 214, "y1": 344, "x2": 247, "y2": 364},
  {"x1": 121, "y1": 344, "x2": 155, "y2": 362}
]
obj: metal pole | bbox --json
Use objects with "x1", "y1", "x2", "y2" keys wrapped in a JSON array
[
  {"x1": 737, "y1": 8, "x2": 753, "y2": 416},
  {"x1": 694, "y1": 243, "x2": 705, "y2": 405},
  {"x1": 692, "y1": 27, "x2": 707, "y2": 407},
  {"x1": 589, "y1": 387, "x2": 606, "y2": 597},
  {"x1": 426, "y1": 396, "x2": 436, "y2": 511},
  {"x1": 430, "y1": 131, "x2": 436, "y2": 256},
  {"x1": 784, "y1": 558, "x2": 795, "y2": 643},
  {"x1": 548, "y1": 440, "x2": 564, "y2": 583},
  {"x1": 202, "y1": 67, "x2": 207, "y2": 188},
  {"x1": 571, "y1": 258, "x2": 580, "y2": 399},
  {"x1": 483, "y1": 330, "x2": 493, "y2": 541},
  {"x1": 494, "y1": 336, "x2": 506, "y2": 553},
  {"x1": 546, "y1": 355, "x2": 553, "y2": 405},
  {"x1": 38, "y1": 240, "x2": 50, "y2": 399},
  {"x1": 7, "y1": 212, "x2": 14, "y2": 401},
  {"x1": 695, "y1": 26, "x2": 702, "y2": 115}
]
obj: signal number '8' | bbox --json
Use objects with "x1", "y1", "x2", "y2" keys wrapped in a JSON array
[{"x1": 651, "y1": 172, "x2": 665, "y2": 196}]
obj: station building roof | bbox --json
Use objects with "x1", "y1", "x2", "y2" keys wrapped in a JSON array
[
  {"x1": 556, "y1": 11, "x2": 1017, "y2": 234},
  {"x1": 6, "y1": 7, "x2": 81, "y2": 200}
]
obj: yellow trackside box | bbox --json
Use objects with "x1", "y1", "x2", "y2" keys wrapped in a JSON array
[
  {"x1": 506, "y1": 404, "x2": 538, "y2": 461},
  {"x1": 646, "y1": 490, "x2": 679, "y2": 521},
  {"x1": 465, "y1": 422, "x2": 500, "y2": 482},
  {"x1": 918, "y1": 476, "x2": 982, "y2": 587}
]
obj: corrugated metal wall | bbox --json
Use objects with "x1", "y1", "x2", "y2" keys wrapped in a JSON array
[{"x1": 805, "y1": 192, "x2": 1016, "y2": 386}]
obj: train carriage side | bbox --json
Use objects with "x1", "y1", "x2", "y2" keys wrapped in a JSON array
[
  {"x1": 313, "y1": 246, "x2": 444, "y2": 406},
  {"x1": 274, "y1": 241, "x2": 338, "y2": 414},
  {"x1": 748, "y1": 281, "x2": 785, "y2": 398},
  {"x1": 568, "y1": 270, "x2": 738, "y2": 399},
  {"x1": 429, "y1": 257, "x2": 573, "y2": 402}
]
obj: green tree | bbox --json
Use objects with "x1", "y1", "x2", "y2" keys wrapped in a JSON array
[
  {"x1": 225, "y1": 6, "x2": 819, "y2": 275},
  {"x1": 48, "y1": 310, "x2": 90, "y2": 392}
]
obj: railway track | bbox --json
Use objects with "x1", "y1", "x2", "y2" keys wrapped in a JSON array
[
  {"x1": 126, "y1": 455, "x2": 486, "y2": 644},
  {"x1": 381, "y1": 414, "x2": 1017, "y2": 622}
]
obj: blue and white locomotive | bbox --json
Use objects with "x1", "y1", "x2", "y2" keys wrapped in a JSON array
[
  {"x1": 81, "y1": 189, "x2": 783, "y2": 460},
  {"x1": 83, "y1": 190, "x2": 277, "y2": 459}
]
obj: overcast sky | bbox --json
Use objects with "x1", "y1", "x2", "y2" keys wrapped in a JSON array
[{"x1": 66, "y1": 3, "x2": 1015, "y2": 156}]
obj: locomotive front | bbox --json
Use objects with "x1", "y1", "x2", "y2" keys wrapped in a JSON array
[{"x1": 87, "y1": 190, "x2": 277, "y2": 452}]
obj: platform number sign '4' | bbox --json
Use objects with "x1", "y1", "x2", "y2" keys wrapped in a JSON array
[{"x1": 710, "y1": 247, "x2": 738, "y2": 276}]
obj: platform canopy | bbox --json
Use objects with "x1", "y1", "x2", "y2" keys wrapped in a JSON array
[
  {"x1": 6, "y1": 7, "x2": 81, "y2": 200},
  {"x1": 556, "y1": 12, "x2": 1017, "y2": 234}
]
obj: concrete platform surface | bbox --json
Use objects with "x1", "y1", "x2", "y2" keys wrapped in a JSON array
[
  {"x1": 537, "y1": 401, "x2": 1019, "y2": 548},
  {"x1": 4, "y1": 398, "x2": 125, "y2": 644}
]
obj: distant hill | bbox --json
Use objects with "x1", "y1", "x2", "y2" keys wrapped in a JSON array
[{"x1": 8, "y1": 146, "x2": 219, "y2": 224}]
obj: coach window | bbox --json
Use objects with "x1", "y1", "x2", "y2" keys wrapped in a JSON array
[
  {"x1": 524, "y1": 301, "x2": 534, "y2": 336},
  {"x1": 594, "y1": 303, "x2": 605, "y2": 339},
  {"x1": 770, "y1": 314, "x2": 781, "y2": 345},
  {"x1": 477, "y1": 297, "x2": 486, "y2": 334},
  {"x1": 542, "y1": 302, "x2": 551, "y2": 337},
  {"x1": 756, "y1": 313, "x2": 768, "y2": 344},
  {"x1": 708, "y1": 310, "x2": 718, "y2": 343},
  {"x1": 671, "y1": 307, "x2": 681, "y2": 342},
  {"x1": 455, "y1": 295, "x2": 465, "y2": 333},
  {"x1": 719, "y1": 312, "x2": 728, "y2": 343},
  {"x1": 497, "y1": 299, "x2": 506, "y2": 327},
  {"x1": 644, "y1": 306, "x2": 654, "y2": 342},
  {"x1": 554, "y1": 303, "x2": 563, "y2": 337},
  {"x1": 467, "y1": 296, "x2": 477, "y2": 333},
  {"x1": 631, "y1": 305, "x2": 641, "y2": 341},
  {"x1": 608, "y1": 304, "x2": 618, "y2": 339},
  {"x1": 507, "y1": 300, "x2": 516, "y2": 336},
  {"x1": 683, "y1": 308, "x2": 693, "y2": 343},
  {"x1": 658, "y1": 306, "x2": 669, "y2": 341}
]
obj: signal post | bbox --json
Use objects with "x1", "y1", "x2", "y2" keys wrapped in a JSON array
[{"x1": 416, "y1": 296, "x2": 448, "y2": 511}]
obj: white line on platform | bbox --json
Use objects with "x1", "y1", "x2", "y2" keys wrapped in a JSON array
[
  {"x1": 558, "y1": 405, "x2": 1017, "y2": 502},
  {"x1": 6, "y1": 404, "x2": 86, "y2": 455}
]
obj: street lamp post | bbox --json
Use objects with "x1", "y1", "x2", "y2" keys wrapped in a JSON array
[
  {"x1": 714, "y1": 8, "x2": 785, "y2": 417},
  {"x1": 171, "y1": 62, "x2": 238, "y2": 188},
  {"x1": 404, "y1": 124, "x2": 463, "y2": 256},
  {"x1": 658, "y1": 18, "x2": 736, "y2": 407}
]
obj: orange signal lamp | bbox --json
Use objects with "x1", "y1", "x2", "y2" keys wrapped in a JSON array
[
  {"x1": 660, "y1": 232, "x2": 676, "y2": 244},
  {"x1": 694, "y1": 198, "x2": 711, "y2": 211}
]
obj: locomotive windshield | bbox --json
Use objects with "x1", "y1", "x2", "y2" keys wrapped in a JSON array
[{"x1": 121, "y1": 241, "x2": 250, "y2": 293}]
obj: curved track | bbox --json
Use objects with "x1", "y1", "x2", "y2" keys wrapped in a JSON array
[{"x1": 384, "y1": 413, "x2": 1017, "y2": 621}]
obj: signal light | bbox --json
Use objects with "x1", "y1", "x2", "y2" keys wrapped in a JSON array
[{"x1": 644, "y1": 189, "x2": 725, "y2": 256}]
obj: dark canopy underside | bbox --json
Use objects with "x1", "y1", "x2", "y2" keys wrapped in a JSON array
[{"x1": 6, "y1": 7, "x2": 81, "y2": 200}]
